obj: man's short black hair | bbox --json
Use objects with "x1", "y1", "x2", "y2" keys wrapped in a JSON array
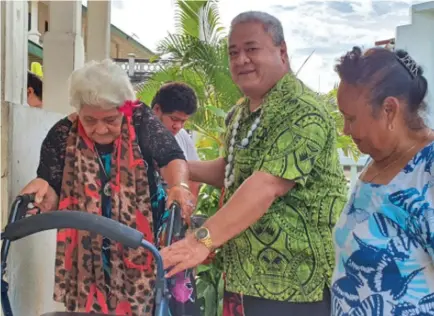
[
  {"x1": 27, "y1": 71, "x2": 43, "y2": 100},
  {"x1": 151, "y1": 82, "x2": 197, "y2": 115}
]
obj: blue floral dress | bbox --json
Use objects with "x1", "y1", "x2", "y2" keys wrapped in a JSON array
[{"x1": 332, "y1": 140, "x2": 434, "y2": 316}]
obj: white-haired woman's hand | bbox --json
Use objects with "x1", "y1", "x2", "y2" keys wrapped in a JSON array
[{"x1": 20, "y1": 178, "x2": 59, "y2": 213}]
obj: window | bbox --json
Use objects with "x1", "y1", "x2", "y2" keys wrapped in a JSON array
[
  {"x1": 45, "y1": 21, "x2": 49, "y2": 32},
  {"x1": 28, "y1": 13, "x2": 31, "y2": 31}
]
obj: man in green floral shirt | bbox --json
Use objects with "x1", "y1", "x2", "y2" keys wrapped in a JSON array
[{"x1": 162, "y1": 11, "x2": 347, "y2": 315}]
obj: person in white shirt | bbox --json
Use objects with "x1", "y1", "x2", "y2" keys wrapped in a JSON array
[
  {"x1": 152, "y1": 82, "x2": 201, "y2": 197},
  {"x1": 175, "y1": 128, "x2": 200, "y2": 161}
]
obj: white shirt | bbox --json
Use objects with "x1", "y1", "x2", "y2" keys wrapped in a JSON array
[{"x1": 175, "y1": 129, "x2": 200, "y2": 161}]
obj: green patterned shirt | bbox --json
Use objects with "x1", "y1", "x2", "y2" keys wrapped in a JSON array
[{"x1": 222, "y1": 73, "x2": 347, "y2": 302}]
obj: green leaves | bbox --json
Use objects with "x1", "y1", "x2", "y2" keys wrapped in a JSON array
[
  {"x1": 317, "y1": 85, "x2": 361, "y2": 161},
  {"x1": 137, "y1": 0, "x2": 240, "y2": 166},
  {"x1": 174, "y1": 0, "x2": 225, "y2": 44},
  {"x1": 196, "y1": 250, "x2": 224, "y2": 316},
  {"x1": 204, "y1": 105, "x2": 227, "y2": 118}
]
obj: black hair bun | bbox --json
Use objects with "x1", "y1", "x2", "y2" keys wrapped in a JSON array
[
  {"x1": 351, "y1": 46, "x2": 362, "y2": 57},
  {"x1": 334, "y1": 46, "x2": 364, "y2": 84}
]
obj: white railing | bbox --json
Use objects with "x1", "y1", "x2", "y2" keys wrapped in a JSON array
[{"x1": 114, "y1": 53, "x2": 176, "y2": 78}]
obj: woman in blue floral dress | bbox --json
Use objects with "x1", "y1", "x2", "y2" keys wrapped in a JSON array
[{"x1": 331, "y1": 46, "x2": 434, "y2": 315}]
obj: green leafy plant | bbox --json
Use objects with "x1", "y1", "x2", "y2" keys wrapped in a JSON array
[{"x1": 320, "y1": 85, "x2": 360, "y2": 160}]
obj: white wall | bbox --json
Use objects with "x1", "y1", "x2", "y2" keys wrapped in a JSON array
[
  {"x1": 4, "y1": 1, "x2": 27, "y2": 105},
  {"x1": 1, "y1": 0, "x2": 29, "y2": 227},
  {"x1": 395, "y1": 2, "x2": 434, "y2": 128},
  {"x1": 43, "y1": 1, "x2": 84, "y2": 115},
  {"x1": 7, "y1": 105, "x2": 65, "y2": 316}
]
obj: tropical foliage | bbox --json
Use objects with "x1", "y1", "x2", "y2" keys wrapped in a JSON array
[
  {"x1": 138, "y1": 0, "x2": 240, "y2": 161},
  {"x1": 320, "y1": 85, "x2": 360, "y2": 159},
  {"x1": 137, "y1": 1, "x2": 359, "y2": 315}
]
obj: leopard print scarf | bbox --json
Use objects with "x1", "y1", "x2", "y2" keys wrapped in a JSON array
[{"x1": 53, "y1": 114, "x2": 155, "y2": 315}]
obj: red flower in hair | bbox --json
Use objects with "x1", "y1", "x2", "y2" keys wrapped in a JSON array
[{"x1": 118, "y1": 100, "x2": 140, "y2": 117}]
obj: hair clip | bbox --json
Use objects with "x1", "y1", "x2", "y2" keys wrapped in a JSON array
[
  {"x1": 118, "y1": 100, "x2": 140, "y2": 117},
  {"x1": 396, "y1": 54, "x2": 419, "y2": 78}
]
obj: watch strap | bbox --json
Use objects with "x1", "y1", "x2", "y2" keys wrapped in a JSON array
[{"x1": 195, "y1": 228, "x2": 214, "y2": 251}]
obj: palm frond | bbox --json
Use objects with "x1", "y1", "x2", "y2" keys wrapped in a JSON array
[
  {"x1": 198, "y1": 0, "x2": 226, "y2": 44},
  {"x1": 155, "y1": 34, "x2": 241, "y2": 109},
  {"x1": 137, "y1": 65, "x2": 208, "y2": 105},
  {"x1": 295, "y1": 49, "x2": 315, "y2": 76},
  {"x1": 174, "y1": 0, "x2": 225, "y2": 44}
]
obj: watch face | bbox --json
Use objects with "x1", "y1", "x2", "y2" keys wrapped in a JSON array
[{"x1": 196, "y1": 228, "x2": 209, "y2": 240}]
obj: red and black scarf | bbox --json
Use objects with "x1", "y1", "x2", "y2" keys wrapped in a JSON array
[{"x1": 53, "y1": 104, "x2": 155, "y2": 315}]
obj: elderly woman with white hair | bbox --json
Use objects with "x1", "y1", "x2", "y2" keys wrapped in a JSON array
[{"x1": 20, "y1": 59, "x2": 195, "y2": 315}]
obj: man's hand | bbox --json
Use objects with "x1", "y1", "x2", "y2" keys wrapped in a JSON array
[
  {"x1": 161, "y1": 234, "x2": 210, "y2": 277},
  {"x1": 20, "y1": 178, "x2": 58, "y2": 213}
]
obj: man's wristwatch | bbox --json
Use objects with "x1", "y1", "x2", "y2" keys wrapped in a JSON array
[{"x1": 194, "y1": 227, "x2": 214, "y2": 251}]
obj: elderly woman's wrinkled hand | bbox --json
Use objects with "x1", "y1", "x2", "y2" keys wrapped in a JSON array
[
  {"x1": 167, "y1": 185, "x2": 196, "y2": 221},
  {"x1": 20, "y1": 178, "x2": 59, "y2": 213}
]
